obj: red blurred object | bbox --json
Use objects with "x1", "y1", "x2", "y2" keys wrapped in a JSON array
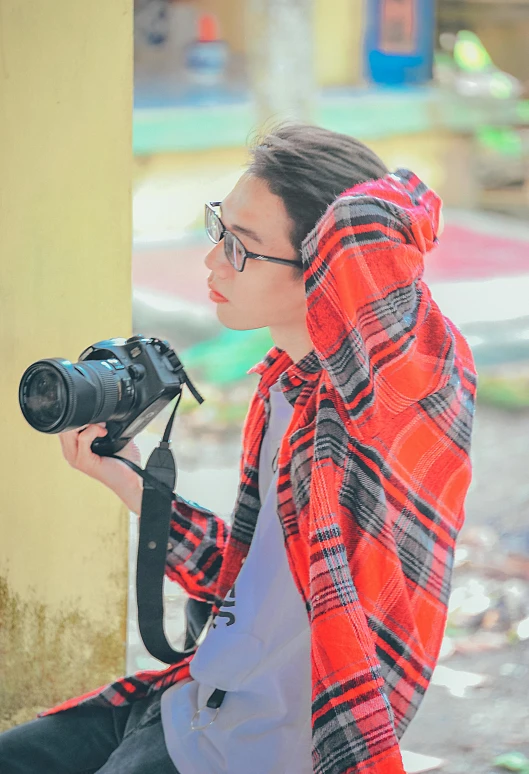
[
  {"x1": 427, "y1": 225, "x2": 529, "y2": 283},
  {"x1": 198, "y1": 13, "x2": 220, "y2": 43}
]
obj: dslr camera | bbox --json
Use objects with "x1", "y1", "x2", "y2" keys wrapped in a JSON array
[{"x1": 19, "y1": 336, "x2": 202, "y2": 456}]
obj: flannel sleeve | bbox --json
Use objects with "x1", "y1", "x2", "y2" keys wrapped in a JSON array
[{"x1": 165, "y1": 495, "x2": 230, "y2": 603}]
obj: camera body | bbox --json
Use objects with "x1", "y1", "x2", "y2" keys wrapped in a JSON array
[
  {"x1": 19, "y1": 335, "x2": 195, "y2": 456},
  {"x1": 80, "y1": 336, "x2": 188, "y2": 456}
]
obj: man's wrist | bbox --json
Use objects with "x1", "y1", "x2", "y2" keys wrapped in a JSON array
[
  {"x1": 128, "y1": 479, "x2": 143, "y2": 516},
  {"x1": 101, "y1": 474, "x2": 143, "y2": 515}
]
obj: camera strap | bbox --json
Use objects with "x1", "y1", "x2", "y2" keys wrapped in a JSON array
[
  {"x1": 114, "y1": 385, "x2": 228, "y2": 717},
  {"x1": 114, "y1": 388, "x2": 209, "y2": 664}
]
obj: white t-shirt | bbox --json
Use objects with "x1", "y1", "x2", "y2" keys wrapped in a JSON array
[{"x1": 161, "y1": 381, "x2": 312, "y2": 774}]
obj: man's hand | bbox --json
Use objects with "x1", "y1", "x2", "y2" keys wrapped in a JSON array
[{"x1": 59, "y1": 424, "x2": 143, "y2": 514}]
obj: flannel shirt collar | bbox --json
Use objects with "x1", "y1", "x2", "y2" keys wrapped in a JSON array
[{"x1": 248, "y1": 346, "x2": 322, "y2": 406}]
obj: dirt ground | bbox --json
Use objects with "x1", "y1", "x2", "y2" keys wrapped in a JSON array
[
  {"x1": 402, "y1": 402, "x2": 529, "y2": 773},
  {"x1": 403, "y1": 641, "x2": 529, "y2": 773}
]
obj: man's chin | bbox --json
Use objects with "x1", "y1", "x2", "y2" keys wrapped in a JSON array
[{"x1": 216, "y1": 310, "x2": 267, "y2": 333}]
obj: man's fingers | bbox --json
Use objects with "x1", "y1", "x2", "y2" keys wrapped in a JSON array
[
  {"x1": 60, "y1": 424, "x2": 107, "y2": 468},
  {"x1": 59, "y1": 428, "x2": 81, "y2": 462},
  {"x1": 77, "y1": 424, "x2": 108, "y2": 453}
]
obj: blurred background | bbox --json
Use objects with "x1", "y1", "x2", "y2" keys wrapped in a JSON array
[
  {"x1": 129, "y1": 2, "x2": 529, "y2": 772},
  {"x1": 1, "y1": 2, "x2": 529, "y2": 771}
]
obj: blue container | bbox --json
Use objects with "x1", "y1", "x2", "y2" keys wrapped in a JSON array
[
  {"x1": 186, "y1": 40, "x2": 229, "y2": 86},
  {"x1": 364, "y1": 0, "x2": 435, "y2": 86}
]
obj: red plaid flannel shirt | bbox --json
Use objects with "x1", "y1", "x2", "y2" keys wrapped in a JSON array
[{"x1": 44, "y1": 170, "x2": 476, "y2": 773}]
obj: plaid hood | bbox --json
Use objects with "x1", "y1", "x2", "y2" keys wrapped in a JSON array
[
  {"x1": 43, "y1": 171, "x2": 476, "y2": 774},
  {"x1": 304, "y1": 169, "x2": 455, "y2": 429}
]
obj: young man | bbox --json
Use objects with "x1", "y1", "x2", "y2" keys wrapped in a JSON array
[{"x1": 0, "y1": 125, "x2": 476, "y2": 773}]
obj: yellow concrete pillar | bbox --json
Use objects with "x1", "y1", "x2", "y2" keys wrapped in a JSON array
[
  {"x1": 0, "y1": 0, "x2": 133, "y2": 728},
  {"x1": 315, "y1": 0, "x2": 365, "y2": 87}
]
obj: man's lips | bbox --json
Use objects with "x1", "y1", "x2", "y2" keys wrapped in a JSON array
[{"x1": 208, "y1": 284, "x2": 229, "y2": 303}]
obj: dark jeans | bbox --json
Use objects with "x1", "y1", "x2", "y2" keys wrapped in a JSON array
[{"x1": 0, "y1": 692, "x2": 179, "y2": 774}]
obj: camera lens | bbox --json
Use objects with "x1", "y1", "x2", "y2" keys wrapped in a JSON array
[
  {"x1": 19, "y1": 357, "x2": 133, "y2": 434},
  {"x1": 22, "y1": 366, "x2": 68, "y2": 431}
]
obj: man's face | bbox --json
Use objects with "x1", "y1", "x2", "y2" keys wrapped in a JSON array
[{"x1": 204, "y1": 174, "x2": 307, "y2": 333}]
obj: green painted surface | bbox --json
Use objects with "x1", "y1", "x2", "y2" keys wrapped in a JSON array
[
  {"x1": 133, "y1": 88, "x2": 529, "y2": 156},
  {"x1": 182, "y1": 327, "x2": 274, "y2": 385},
  {"x1": 133, "y1": 103, "x2": 257, "y2": 155}
]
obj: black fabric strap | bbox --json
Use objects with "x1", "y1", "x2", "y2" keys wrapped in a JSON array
[
  {"x1": 114, "y1": 394, "x2": 183, "y2": 501},
  {"x1": 206, "y1": 688, "x2": 227, "y2": 709},
  {"x1": 113, "y1": 395, "x2": 202, "y2": 663},
  {"x1": 111, "y1": 391, "x2": 224, "y2": 715},
  {"x1": 115, "y1": 456, "x2": 174, "y2": 500},
  {"x1": 134, "y1": 440, "x2": 190, "y2": 664}
]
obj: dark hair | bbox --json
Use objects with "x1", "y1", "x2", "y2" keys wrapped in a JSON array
[{"x1": 248, "y1": 124, "x2": 389, "y2": 276}]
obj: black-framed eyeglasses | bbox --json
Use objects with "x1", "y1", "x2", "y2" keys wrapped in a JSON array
[{"x1": 205, "y1": 201, "x2": 303, "y2": 273}]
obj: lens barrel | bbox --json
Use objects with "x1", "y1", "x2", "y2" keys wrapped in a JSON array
[{"x1": 19, "y1": 358, "x2": 130, "y2": 434}]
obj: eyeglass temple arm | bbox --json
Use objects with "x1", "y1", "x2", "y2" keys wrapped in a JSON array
[{"x1": 252, "y1": 255, "x2": 303, "y2": 268}]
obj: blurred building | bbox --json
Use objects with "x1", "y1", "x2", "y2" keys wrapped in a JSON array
[
  {"x1": 438, "y1": 0, "x2": 529, "y2": 86},
  {"x1": 132, "y1": 0, "x2": 529, "y2": 241}
]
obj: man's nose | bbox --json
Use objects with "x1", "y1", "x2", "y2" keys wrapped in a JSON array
[{"x1": 204, "y1": 241, "x2": 231, "y2": 276}]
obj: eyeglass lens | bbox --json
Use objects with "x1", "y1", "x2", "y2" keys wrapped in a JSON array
[
  {"x1": 224, "y1": 232, "x2": 245, "y2": 271},
  {"x1": 206, "y1": 207, "x2": 245, "y2": 271},
  {"x1": 206, "y1": 207, "x2": 223, "y2": 242}
]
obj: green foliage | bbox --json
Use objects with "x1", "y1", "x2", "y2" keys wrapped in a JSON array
[
  {"x1": 494, "y1": 752, "x2": 529, "y2": 773},
  {"x1": 477, "y1": 374, "x2": 529, "y2": 411}
]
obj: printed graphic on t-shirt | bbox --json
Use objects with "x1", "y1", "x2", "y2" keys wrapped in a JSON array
[
  {"x1": 212, "y1": 585, "x2": 236, "y2": 628},
  {"x1": 212, "y1": 442, "x2": 279, "y2": 631}
]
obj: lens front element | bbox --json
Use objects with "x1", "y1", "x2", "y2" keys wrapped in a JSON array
[
  {"x1": 20, "y1": 363, "x2": 69, "y2": 432},
  {"x1": 19, "y1": 357, "x2": 130, "y2": 435}
]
